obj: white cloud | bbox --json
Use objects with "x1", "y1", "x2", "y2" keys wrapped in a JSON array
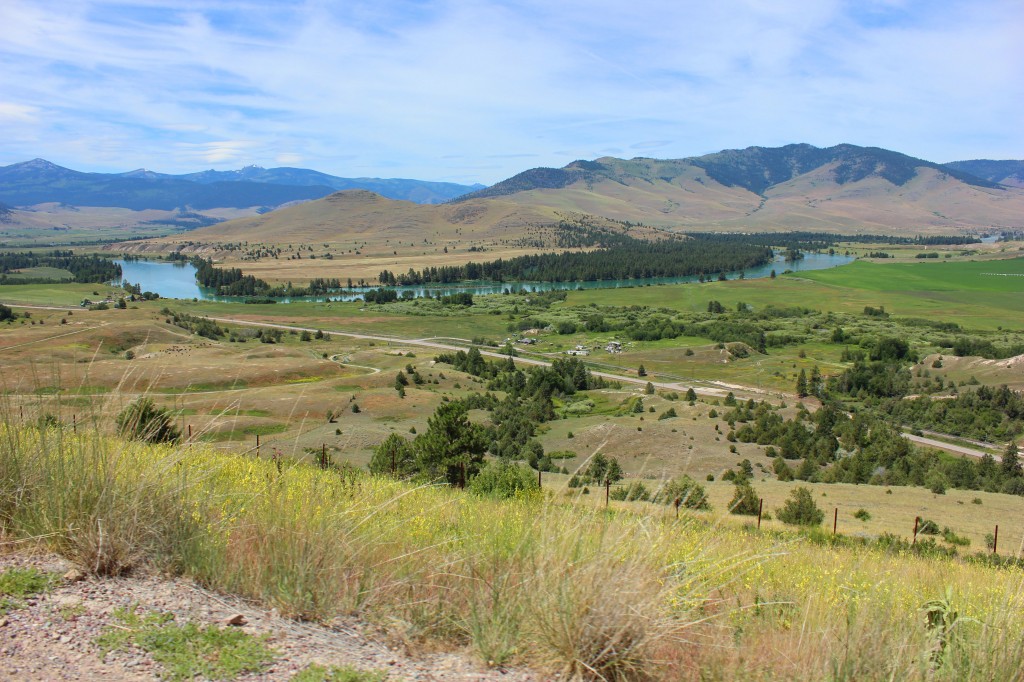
[
  {"x1": 275, "y1": 152, "x2": 304, "y2": 165},
  {"x1": 0, "y1": 0, "x2": 1020, "y2": 181},
  {"x1": 0, "y1": 102, "x2": 39, "y2": 123}
]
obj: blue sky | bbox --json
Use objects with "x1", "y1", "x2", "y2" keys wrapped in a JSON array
[{"x1": 0, "y1": 0, "x2": 1020, "y2": 184}]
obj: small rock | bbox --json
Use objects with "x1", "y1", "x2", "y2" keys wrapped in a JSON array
[
  {"x1": 224, "y1": 614, "x2": 247, "y2": 626},
  {"x1": 63, "y1": 568, "x2": 86, "y2": 583},
  {"x1": 0, "y1": 619, "x2": 7, "y2": 628}
]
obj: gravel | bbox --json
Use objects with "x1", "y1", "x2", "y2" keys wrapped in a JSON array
[{"x1": 0, "y1": 551, "x2": 544, "y2": 681}]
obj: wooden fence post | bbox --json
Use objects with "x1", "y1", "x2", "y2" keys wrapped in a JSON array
[
  {"x1": 913, "y1": 516, "x2": 919, "y2": 545},
  {"x1": 757, "y1": 498, "x2": 763, "y2": 529},
  {"x1": 993, "y1": 525, "x2": 999, "y2": 554},
  {"x1": 256, "y1": 433, "x2": 260, "y2": 457},
  {"x1": 833, "y1": 508, "x2": 838, "y2": 535}
]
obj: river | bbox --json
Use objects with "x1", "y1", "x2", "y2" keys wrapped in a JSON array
[{"x1": 115, "y1": 251, "x2": 854, "y2": 302}]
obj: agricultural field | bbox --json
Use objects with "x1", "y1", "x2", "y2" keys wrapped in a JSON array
[{"x1": 566, "y1": 256, "x2": 1024, "y2": 330}]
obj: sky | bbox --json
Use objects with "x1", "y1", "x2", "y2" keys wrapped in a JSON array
[{"x1": 0, "y1": 0, "x2": 1021, "y2": 185}]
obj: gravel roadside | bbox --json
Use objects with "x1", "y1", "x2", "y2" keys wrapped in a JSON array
[{"x1": 0, "y1": 551, "x2": 543, "y2": 682}]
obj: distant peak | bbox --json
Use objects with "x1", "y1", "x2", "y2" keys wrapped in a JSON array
[{"x1": 3, "y1": 158, "x2": 76, "y2": 174}]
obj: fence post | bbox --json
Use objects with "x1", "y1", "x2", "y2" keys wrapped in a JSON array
[
  {"x1": 605, "y1": 480, "x2": 610, "y2": 508},
  {"x1": 256, "y1": 433, "x2": 260, "y2": 457},
  {"x1": 993, "y1": 524, "x2": 999, "y2": 554},
  {"x1": 757, "y1": 498, "x2": 763, "y2": 529},
  {"x1": 833, "y1": 508, "x2": 838, "y2": 535},
  {"x1": 538, "y1": 468, "x2": 542, "y2": 489},
  {"x1": 913, "y1": 516, "x2": 919, "y2": 544},
  {"x1": 72, "y1": 414, "x2": 77, "y2": 434}
]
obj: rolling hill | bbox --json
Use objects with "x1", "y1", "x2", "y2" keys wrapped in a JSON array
[{"x1": 167, "y1": 144, "x2": 1024, "y2": 252}]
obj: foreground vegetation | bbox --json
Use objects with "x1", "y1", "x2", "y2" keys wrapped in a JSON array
[{"x1": 1, "y1": 419, "x2": 1023, "y2": 680}]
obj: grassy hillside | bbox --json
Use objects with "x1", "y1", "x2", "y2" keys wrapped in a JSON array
[{"x1": 2, "y1": 420, "x2": 1023, "y2": 680}]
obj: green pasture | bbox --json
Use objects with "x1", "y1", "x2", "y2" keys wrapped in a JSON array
[
  {"x1": 0, "y1": 282, "x2": 115, "y2": 306},
  {"x1": 565, "y1": 258, "x2": 1024, "y2": 330},
  {"x1": 2, "y1": 266, "x2": 75, "y2": 281}
]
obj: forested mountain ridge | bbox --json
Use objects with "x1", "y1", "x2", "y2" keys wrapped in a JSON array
[
  {"x1": 445, "y1": 144, "x2": 1024, "y2": 234},
  {"x1": 458, "y1": 144, "x2": 1002, "y2": 202},
  {"x1": 943, "y1": 159, "x2": 1024, "y2": 188}
]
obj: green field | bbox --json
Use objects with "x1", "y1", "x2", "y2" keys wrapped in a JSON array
[
  {"x1": 1, "y1": 266, "x2": 76, "y2": 281},
  {"x1": 566, "y1": 257, "x2": 1024, "y2": 330},
  {"x1": 0, "y1": 282, "x2": 118, "y2": 306}
]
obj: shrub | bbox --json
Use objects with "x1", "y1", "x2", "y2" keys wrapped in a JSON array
[
  {"x1": 656, "y1": 475, "x2": 710, "y2": 510},
  {"x1": 854, "y1": 508, "x2": 871, "y2": 521},
  {"x1": 610, "y1": 481, "x2": 650, "y2": 502},
  {"x1": 467, "y1": 461, "x2": 540, "y2": 499},
  {"x1": 941, "y1": 527, "x2": 970, "y2": 547},
  {"x1": 776, "y1": 487, "x2": 824, "y2": 526},
  {"x1": 116, "y1": 398, "x2": 180, "y2": 444},
  {"x1": 925, "y1": 470, "x2": 948, "y2": 495},
  {"x1": 728, "y1": 481, "x2": 760, "y2": 516}
]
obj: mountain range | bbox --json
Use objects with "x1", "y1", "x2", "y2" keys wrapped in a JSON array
[
  {"x1": 4, "y1": 145, "x2": 1024, "y2": 245},
  {"x1": 0, "y1": 159, "x2": 482, "y2": 211},
  {"x1": 163, "y1": 143, "x2": 1024, "y2": 249}
]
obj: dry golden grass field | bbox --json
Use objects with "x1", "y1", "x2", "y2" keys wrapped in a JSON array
[{"x1": 4, "y1": 300, "x2": 1022, "y2": 561}]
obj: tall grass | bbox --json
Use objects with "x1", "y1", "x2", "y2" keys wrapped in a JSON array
[{"x1": 1, "y1": 414, "x2": 1024, "y2": 679}]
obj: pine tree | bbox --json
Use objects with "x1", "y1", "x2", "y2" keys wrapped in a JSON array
[
  {"x1": 1002, "y1": 441, "x2": 1021, "y2": 479},
  {"x1": 795, "y1": 369, "x2": 809, "y2": 398},
  {"x1": 810, "y1": 366, "x2": 822, "y2": 397}
]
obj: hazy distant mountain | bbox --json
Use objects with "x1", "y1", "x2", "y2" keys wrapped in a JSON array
[
  {"x1": 943, "y1": 160, "x2": 1024, "y2": 188},
  {"x1": 165, "y1": 165, "x2": 485, "y2": 204},
  {"x1": 0, "y1": 159, "x2": 483, "y2": 211}
]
